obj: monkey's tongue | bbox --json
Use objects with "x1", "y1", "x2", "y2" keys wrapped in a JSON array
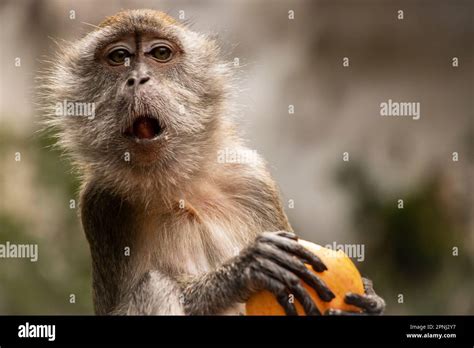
[{"x1": 131, "y1": 117, "x2": 161, "y2": 139}]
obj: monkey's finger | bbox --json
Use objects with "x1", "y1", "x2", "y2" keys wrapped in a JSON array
[
  {"x1": 259, "y1": 233, "x2": 327, "y2": 272},
  {"x1": 344, "y1": 293, "x2": 385, "y2": 314},
  {"x1": 361, "y1": 277, "x2": 376, "y2": 296},
  {"x1": 253, "y1": 261, "x2": 318, "y2": 315},
  {"x1": 273, "y1": 231, "x2": 299, "y2": 241},
  {"x1": 255, "y1": 243, "x2": 335, "y2": 302},
  {"x1": 288, "y1": 282, "x2": 321, "y2": 316},
  {"x1": 251, "y1": 257, "x2": 300, "y2": 288},
  {"x1": 354, "y1": 277, "x2": 385, "y2": 314},
  {"x1": 277, "y1": 292, "x2": 298, "y2": 316},
  {"x1": 251, "y1": 269, "x2": 297, "y2": 316}
]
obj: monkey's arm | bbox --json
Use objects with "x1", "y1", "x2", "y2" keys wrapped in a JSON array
[
  {"x1": 179, "y1": 233, "x2": 385, "y2": 316},
  {"x1": 117, "y1": 232, "x2": 384, "y2": 316},
  {"x1": 179, "y1": 231, "x2": 335, "y2": 315},
  {"x1": 119, "y1": 231, "x2": 335, "y2": 315}
]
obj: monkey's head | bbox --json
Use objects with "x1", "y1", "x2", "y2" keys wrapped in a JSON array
[{"x1": 42, "y1": 9, "x2": 234, "y2": 195}]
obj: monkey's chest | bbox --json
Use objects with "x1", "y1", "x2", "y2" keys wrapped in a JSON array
[{"x1": 146, "y1": 208, "x2": 252, "y2": 278}]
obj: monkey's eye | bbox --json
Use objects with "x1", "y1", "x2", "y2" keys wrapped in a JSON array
[
  {"x1": 107, "y1": 49, "x2": 131, "y2": 65},
  {"x1": 150, "y1": 46, "x2": 173, "y2": 62}
]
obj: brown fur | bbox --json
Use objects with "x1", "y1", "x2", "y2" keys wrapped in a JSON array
[{"x1": 40, "y1": 9, "x2": 292, "y2": 314}]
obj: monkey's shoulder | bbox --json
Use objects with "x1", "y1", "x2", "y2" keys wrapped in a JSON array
[{"x1": 215, "y1": 160, "x2": 292, "y2": 232}]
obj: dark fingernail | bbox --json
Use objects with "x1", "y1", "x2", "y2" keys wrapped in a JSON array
[
  {"x1": 345, "y1": 293, "x2": 357, "y2": 300},
  {"x1": 320, "y1": 288, "x2": 335, "y2": 302},
  {"x1": 311, "y1": 278, "x2": 335, "y2": 301},
  {"x1": 310, "y1": 260, "x2": 327, "y2": 272},
  {"x1": 344, "y1": 293, "x2": 363, "y2": 305}
]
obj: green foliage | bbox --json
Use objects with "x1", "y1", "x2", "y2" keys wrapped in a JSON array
[
  {"x1": 0, "y1": 127, "x2": 92, "y2": 314},
  {"x1": 336, "y1": 163, "x2": 473, "y2": 314}
]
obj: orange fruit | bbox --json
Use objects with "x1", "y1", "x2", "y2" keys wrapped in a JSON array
[{"x1": 245, "y1": 239, "x2": 364, "y2": 315}]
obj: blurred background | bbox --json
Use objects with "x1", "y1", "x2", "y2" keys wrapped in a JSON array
[{"x1": 0, "y1": 0, "x2": 472, "y2": 314}]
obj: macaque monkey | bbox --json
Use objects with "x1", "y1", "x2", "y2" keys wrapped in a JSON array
[{"x1": 41, "y1": 9, "x2": 385, "y2": 315}]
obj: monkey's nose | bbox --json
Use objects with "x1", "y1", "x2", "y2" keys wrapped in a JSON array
[{"x1": 126, "y1": 76, "x2": 150, "y2": 87}]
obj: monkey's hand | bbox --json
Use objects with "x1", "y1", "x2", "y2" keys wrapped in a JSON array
[
  {"x1": 238, "y1": 231, "x2": 336, "y2": 315},
  {"x1": 181, "y1": 231, "x2": 335, "y2": 315},
  {"x1": 325, "y1": 277, "x2": 385, "y2": 315}
]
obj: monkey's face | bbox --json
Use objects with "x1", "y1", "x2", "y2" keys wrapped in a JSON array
[{"x1": 46, "y1": 10, "x2": 231, "y2": 181}]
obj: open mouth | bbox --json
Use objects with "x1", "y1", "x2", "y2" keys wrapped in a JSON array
[{"x1": 124, "y1": 116, "x2": 163, "y2": 142}]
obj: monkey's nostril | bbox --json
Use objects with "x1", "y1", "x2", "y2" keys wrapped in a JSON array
[
  {"x1": 126, "y1": 78, "x2": 135, "y2": 87},
  {"x1": 139, "y1": 76, "x2": 150, "y2": 85}
]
